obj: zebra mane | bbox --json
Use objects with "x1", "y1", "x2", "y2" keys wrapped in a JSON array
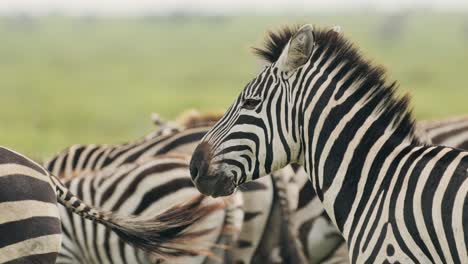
[
  {"x1": 254, "y1": 24, "x2": 419, "y2": 143},
  {"x1": 252, "y1": 25, "x2": 301, "y2": 63}
]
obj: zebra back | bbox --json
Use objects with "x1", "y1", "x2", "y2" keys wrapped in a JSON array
[{"x1": 418, "y1": 115, "x2": 468, "y2": 149}]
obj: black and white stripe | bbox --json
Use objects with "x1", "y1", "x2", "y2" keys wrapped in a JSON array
[
  {"x1": 0, "y1": 146, "x2": 219, "y2": 263},
  {"x1": 189, "y1": 24, "x2": 468, "y2": 263}
]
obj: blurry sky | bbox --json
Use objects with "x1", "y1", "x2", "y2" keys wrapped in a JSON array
[{"x1": 1, "y1": 0, "x2": 467, "y2": 16}]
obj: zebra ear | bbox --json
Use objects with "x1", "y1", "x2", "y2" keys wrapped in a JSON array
[{"x1": 277, "y1": 24, "x2": 314, "y2": 74}]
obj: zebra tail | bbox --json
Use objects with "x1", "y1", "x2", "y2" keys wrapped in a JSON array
[{"x1": 49, "y1": 175, "x2": 223, "y2": 258}]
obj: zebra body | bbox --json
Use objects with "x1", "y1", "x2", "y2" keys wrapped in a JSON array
[{"x1": 189, "y1": 24, "x2": 468, "y2": 263}]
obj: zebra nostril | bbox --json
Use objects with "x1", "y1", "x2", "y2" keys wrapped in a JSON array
[
  {"x1": 190, "y1": 142, "x2": 212, "y2": 182},
  {"x1": 190, "y1": 165, "x2": 199, "y2": 181}
]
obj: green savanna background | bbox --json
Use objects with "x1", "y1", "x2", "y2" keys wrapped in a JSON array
[{"x1": 1, "y1": 13, "x2": 467, "y2": 159}]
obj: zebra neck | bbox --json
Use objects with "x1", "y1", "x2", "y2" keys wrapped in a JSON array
[{"x1": 294, "y1": 56, "x2": 419, "y2": 236}]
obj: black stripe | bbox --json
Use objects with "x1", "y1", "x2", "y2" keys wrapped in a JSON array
[
  {"x1": 275, "y1": 87, "x2": 291, "y2": 162},
  {"x1": 264, "y1": 77, "x2": 279, "y2": 174},
  {"x1": 80, "y1": 146, "x2": 100, "y2": 170},
  {"x1": 441, "y1": 154, "x2": 468, "y2": 264},
  {"x1": 0, "y1": 216, "x2": 61, "y2": 248},
  {"x1": 239, "y1": 181, "x2": 268, "y2": 192},
  {"x1": 244, "y1": 211, "x2": 263, "y2": 222},
  {"x1": 431, "y1": 124, "x2": 468, "y2": 145},
  {"x1": 237, "y1": 239, "x2": 252, "y2": 248},
  {"x1": 297, "y1": 180, "x2": 315, "y2": 210},
  {"x1": 45, "y1": 157, "x2": 57, "y2": 173},
  {"x1": 134, "y1": 178, "x2": 194, "y2": 214},
  {"x1": 0, "y1": 148, "x2": 45, "y2": 174},
  {"x1": 217, "y1": 145, "x2": 253, "y2": 156},
  {"x1": 0, "y1": 175, "x2": 56, "y2": 203},
  {"x1": 71, "y1": 146, "x2": 86, "y2": 170},
  {"x1": 90, "y1": 149, "x2": 107, "y2": 170},
  {"x1": 118, "y1": 135, "x2": 174, "y2": 165},
  {"x1": 156, "y1": 132, "x2": 207, "y2": 155}
]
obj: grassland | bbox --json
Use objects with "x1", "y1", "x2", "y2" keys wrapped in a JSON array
[{"x1": 0, "y1": 13, "x2": 467, "y2": 158}]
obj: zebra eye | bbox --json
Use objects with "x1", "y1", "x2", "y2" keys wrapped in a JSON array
[{"x1": 242, "y1": 98, "x2": 261, "y2": 110}]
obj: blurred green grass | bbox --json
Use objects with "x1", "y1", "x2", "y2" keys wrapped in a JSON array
[{"x1": 0, "y1": 13, "x2": 467, "y2": 158}]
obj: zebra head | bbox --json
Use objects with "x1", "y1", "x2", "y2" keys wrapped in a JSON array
[{"x1": 190, "y1": 25, "x2": 316, "y2": 197}]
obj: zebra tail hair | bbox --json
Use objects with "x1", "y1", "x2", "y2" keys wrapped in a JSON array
[{"x1": 49, "y1": 175, "x2": 223, "y2": 258}]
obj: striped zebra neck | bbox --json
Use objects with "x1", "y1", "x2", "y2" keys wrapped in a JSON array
[{"x1": 290, "y1": 29, "x2": 421, "y2": 234}]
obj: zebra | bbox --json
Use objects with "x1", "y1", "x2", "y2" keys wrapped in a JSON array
[
  {"x1": 0, "y1": 146, "x2": 221, "y2": 263},
  {"x1": 189, "y1": 24, "x2": 468, "y2": 263},
  {"x1": 44, "y1": 114, "x2": 305, "y2": 264}
]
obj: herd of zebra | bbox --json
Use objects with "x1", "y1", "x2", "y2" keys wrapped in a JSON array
[{"x1": 1, "y1": 24, "x2": 467, "y2": 264}]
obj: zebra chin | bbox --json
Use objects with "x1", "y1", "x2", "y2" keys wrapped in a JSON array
[{"x1": 193, "y1": 171, "x2": 237, "y2": 198}]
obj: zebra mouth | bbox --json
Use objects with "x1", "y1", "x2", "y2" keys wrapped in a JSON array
[
  {"x1": 192, "y1": 170, "x2": 236, "y2": 198},
  {"x1": 211, "y1": 175, "x2": 236, "y2": 198}
]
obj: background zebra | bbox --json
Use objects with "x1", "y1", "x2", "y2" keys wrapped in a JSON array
[
  {"x1": 189, "y1": 24, "x2": 468, "y2": 263},
  {"x1": 0, "y1": 146, "x2": 220, "y2": 263}
]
